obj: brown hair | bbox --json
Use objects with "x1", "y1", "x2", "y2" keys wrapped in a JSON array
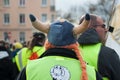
[
  {"x1": 28, "y1": 32, "x2": 46, "y2": 50},
  {"x1": 45, "y1": 40, "x2": 88, "y2": 80}
]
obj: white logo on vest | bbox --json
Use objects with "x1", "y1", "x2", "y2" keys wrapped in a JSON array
[{"x1": 50, "y1": 65, "x2": 70, "y2": 80}]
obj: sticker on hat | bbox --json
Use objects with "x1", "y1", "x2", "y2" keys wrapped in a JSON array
[{"x1": 50, "y1": 65, "x2": 70, "y2": 80}]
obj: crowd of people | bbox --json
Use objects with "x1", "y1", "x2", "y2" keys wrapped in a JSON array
[{"x1": 0, "y1": 13, "x2": 120, "y2": 80}]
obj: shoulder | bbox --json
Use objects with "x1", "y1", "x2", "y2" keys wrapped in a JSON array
[
  {"x1": 21, "y1": 47, "x2": 29, "y2": 51},
  {"x1": 100, "y1": 46, "x2": 119, "y2": 58},
  {"x1": 98, "y1": 45, "x2": 120, "y2": 68}
]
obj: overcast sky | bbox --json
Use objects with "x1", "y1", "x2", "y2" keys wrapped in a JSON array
[
  {"x1": 55, "y1": 0, "x2": 120, "y2": 12},
  {"x1": 55, "y1": 0, "x2": 97, "y2": 12}
]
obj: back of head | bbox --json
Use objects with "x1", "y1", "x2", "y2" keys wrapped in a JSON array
[
  {"x1": 79, "y1": 14, "x2": 108, "y2": 44},
  {"x1": 33, "y1": 32, "x2": 46, "y2": 42},
  {"x1": 0, "y1": 40, "x2": 5, "y2": 47},
  {"x1": 13, "y1": 42, "x2": 23, "y2": 49},
  {"x1": 47, "y1": 20, "x2": 76, "y2": 46},
  {"x1": 0, "y1": 40, "x2": 7, "y2": 51},
  {"x1": 79, "y1": 14, "x2": 99, "y2": 28},
  {"x1": 29, "y1": 32, "x2": 46, "y2": 50}
]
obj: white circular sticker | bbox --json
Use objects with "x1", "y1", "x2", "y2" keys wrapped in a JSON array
[{"x1": 50, "y1": 65, "x2": 70, "y2": 80}]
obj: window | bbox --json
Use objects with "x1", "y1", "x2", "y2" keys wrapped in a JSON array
[
  {"x1": 41, "y1": 0, "x2": 47, "y2": 7},
  {"x1": 4, "y1": 13, "x2": 10, "y2": 24},
  {"x1": 19, "y1": 32, "x2": 25, "y2": 43},
  {"x1": 51, "y1": 14, "x2": 54, "y2": 22},
  {"x1": 4, "y1": 32, "x2": 9, "y2": 42},
  {"x1": 19, "y1": 0, "x2": 25, "y2": 7},
  {"x1": 41, "y1": 14, "x2": 47, "y2": 22},
  {"x1": 50, "y1": 0, "x2": 54, "y2": 6},
  {"x1": 4, "y1": 0, "x2": 10, "y2": 7},
  {"x1": 19, "y1": 14, "x2": 25, "y2": 24},
  {"x1": 50, "y1": 0, "x2": 55, "y2": 11}
]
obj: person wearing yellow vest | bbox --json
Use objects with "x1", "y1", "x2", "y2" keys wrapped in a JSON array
[
  {"x1": 78, "y1": 14, "x2": 120, "y2": 80},
  {"x1": 17, "y1": 13, "x2": 102, "y2": 80},
  {"x1": 15, "y1": 32, "x2": 46, "y2": 73},
  {"x1": 11, "y1": 42, "x2": 23, "y2": 63}
]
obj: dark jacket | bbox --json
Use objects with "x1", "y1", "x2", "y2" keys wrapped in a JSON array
[
  {"x1": 17, "y1": 48, "x2": 102, "y2": 80},
  {"x1": 0, "y1": 46, "x2": 17, "y2": 80},
  {"x1": 11, "y1": 49, "x2": 21, "y2": 58},
  {"x1": 78, "y1": 28, "x2": 120, "y2": 80}
]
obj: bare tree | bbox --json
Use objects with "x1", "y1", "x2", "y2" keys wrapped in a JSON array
[
  {"x1": 88, "y1": 0, "x2": 114, "y2": 23},
  {"x1": 62, "y1": 5, "x2": 88, "y2": 23},
  {"x1": 56, "y1": 0, "x2": 114, "y2": 24}
]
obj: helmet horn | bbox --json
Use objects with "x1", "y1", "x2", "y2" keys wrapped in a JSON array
[
  {"x1": 29, "y1": 14, "x2": 50, "y2": 33},
  {"x1": 73, "y1": 13, "x2": 90, "y2": 34}
]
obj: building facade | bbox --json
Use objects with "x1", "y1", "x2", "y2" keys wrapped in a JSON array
[
  {"x1": 106, "y1": 4, "x2": 120, "y2": 56},
  {"x1": 0, "y1": 0, "x2": 56, "y2": 44}
]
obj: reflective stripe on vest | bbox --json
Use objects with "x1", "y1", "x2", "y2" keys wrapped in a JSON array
[
  {"x1": 15, "y1": 49, "x2": 24, "y2": 71},
  {"x1": 18, "y1": 50, "x2": 23, "y2": 70},
  {"x1": 26, "y1": 56, "x2": 96, "y2": 80},
  {"x1": 15, "y1": 47, "x2": 45, "y2": 71}
]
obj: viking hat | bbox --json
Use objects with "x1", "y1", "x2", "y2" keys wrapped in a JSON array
[{"x1": 29, "y1": 14, "x2": 90, "y2": 46}]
